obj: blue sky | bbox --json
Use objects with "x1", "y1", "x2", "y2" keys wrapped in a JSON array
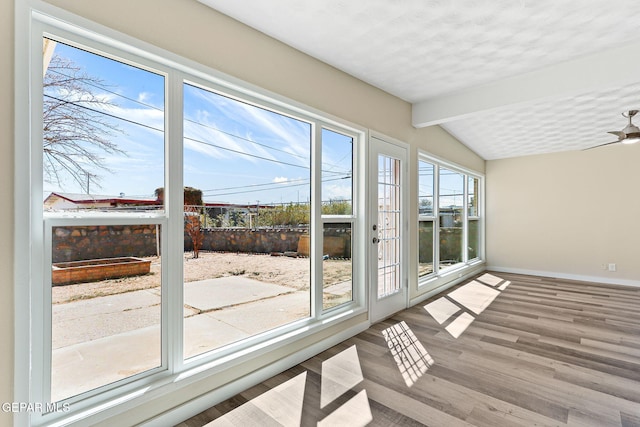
[
  {"x1": 419, "y1": 162, "x2": 468, "y2": 210},
  {"x1": 43, "y1": 40, "x2": 353, "y2": 206}
]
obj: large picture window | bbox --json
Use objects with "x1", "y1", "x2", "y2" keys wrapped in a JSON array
[
  {"x1": 182, "y1": 83, "x2": 313, "y2": 358},
  {"x1": 29, "y1": 21, "x2": 363, "y2": 424},
  {"x1": 418, "y1": 155, "x2": 483, "y2": 282}
]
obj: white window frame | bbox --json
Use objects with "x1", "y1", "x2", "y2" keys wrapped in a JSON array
[
  {"x1": 16, "y1": 6, "x2": 367, "y2": 425},
  {"x1": 417, "y1": 158, "x2": 437, "y2": 279},
  {"x1": 417, "y1": 152, "x2": 485, "y2": 288},
  {"x1": 467, "y1": 175, "x2": 482, "y2": 262},
  {"x1": 318, "y1": 124, "x2": 363, "y2": 314}
]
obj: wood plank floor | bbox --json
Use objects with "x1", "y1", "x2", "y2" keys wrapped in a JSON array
[{"x1": 176, "y1": 272, "x2": 640, "y2": 426}]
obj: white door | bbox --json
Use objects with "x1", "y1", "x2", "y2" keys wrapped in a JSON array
[{"x1": 369, "y1": 135, "x2": 408, "y2": 323}]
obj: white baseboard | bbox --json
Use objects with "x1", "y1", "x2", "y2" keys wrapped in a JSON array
[
  {"x1": 487, "y1": 265, "x2": 640, "y2": 288},
  {"x1": 141, "y1": 321, "x2": 370, "y2": 427}
]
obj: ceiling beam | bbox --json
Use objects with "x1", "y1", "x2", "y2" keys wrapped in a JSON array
[{"x1": 412, "y1": 39, "x2": 640, "y2": 128}]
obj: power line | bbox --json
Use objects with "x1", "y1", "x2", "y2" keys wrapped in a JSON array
[
  {"x1": 44, "y1": 88, "x2": 350, "y2": 174},
  {"x1": 44, "y1": 93, "x2": 165, "y2": 134},
  {"x1": 201, "y1": 177, "x2": 311, "y2": 193},
  {"x1": 44, "y1": 93, "x2": 309, "y2": 170},
  {"x1": 204, "y1": 175, "x2": 350, "y2": 198},
  {"x1": 185, "y1": 119, "x2": 309, "y2": 161},
  {"x1": 47, "y1": 68, "x2": 165, "y2": 112},
  {"x1": 48, "y1": 67, "x2": 348, "y2": 172},
  {"x1": 48, "y1": 68, "x2": 309, "y2": 161},
  {"x1": 44, "y1": 94, "x2": 351, "y2": 175},
  {"x1": 183, "y1": 135, "x2": 309, "y2": 170}
]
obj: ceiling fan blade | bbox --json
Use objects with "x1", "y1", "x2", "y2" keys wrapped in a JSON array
[
  {"x1": 607, "y1": 131, "x2": 626, "y2": 140},
  {"x1": 583, "y1": 140, "x2": 620, "y2": 151}
]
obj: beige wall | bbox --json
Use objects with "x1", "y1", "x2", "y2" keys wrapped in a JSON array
[
  {"x1": 5, "y1": 0, "x2": 483, "y2": 425},
  {"x1": 46, "y1": 0, "x2": 413, "y2": 140},
  {"x1": 411, "y1": 125, "x2": 485, "y2": 173},
  {"x1": 40, "y1": 0, "x2": 486, "y2": 174},
  {"x1": 486, "y1": 145, "x2": 640, "y2": 284},
  {"x1": 1, "y1": 0, "x2": 14, "y2": 424}
]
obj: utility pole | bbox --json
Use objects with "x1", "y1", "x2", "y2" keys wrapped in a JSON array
[{"x1": 84, "y1": 172, "x2": 96, "y2": 195}]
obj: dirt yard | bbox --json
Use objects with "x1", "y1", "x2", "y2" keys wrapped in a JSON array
[{"x1": 52, "y1": 252, "x2": 352, "y2": 304}]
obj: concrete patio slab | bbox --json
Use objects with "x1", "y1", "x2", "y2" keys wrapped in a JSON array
[
  {"x1": 53, "y1": 304, "x2": 161, "y2": 349},
  {"x1": 184, "y1": 276, "x2": 296, "y2": 312},
  {"x1": 53, "y1": 288, "x2": 160, "y2": 320},
  {"x1": 52, "y1": 324, "x2": 161, "y2": 402},
  {"x1": 52, "y1": 289, "x2": 162, "y2": 349},
  {"x1": 183, "y1": 314, "x2": 251, "y2": 360},
  {"x1": 206, "y1": 291, "x2": 310, "y2": 336},
  {"x1": 51, "y1": 277, "x2": 314, "y2": 400},
  {"x1": 323, "y1": 280, "x2": 352, "y2": 296}
]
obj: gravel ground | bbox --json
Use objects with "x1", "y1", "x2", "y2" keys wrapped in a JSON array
[{"x1": 52, "y1": 252, "x2": 352, "y2": 304}]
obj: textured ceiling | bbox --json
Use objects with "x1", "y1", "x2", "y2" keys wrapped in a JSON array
[
  {"x1": 198, "y1": 0, "x2": 640, "y2": 159},
  {"x1": 442, "y1": 82, "x2": 640, "y2": 159}
]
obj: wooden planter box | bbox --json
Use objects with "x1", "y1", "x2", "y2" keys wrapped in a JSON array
[{"x1": 52, "y1": 257, "x2": 151, "y2": 286}]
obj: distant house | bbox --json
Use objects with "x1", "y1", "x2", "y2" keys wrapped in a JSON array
[
  {"x1": 43, "y1": 192, "x2": 160, "y2": 211},
  {"x1": 43, "y1": 192, "x2": 272, "y2": 218}
]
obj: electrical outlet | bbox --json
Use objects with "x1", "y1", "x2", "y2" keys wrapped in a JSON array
[{"x1": 608, "y1": 263, "x2": 617, "y2": 272}]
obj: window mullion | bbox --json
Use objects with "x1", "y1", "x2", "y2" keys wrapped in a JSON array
[
  {"x1": 166, "y1": 72, "x2": 185, "y2": 371},
  {"x1": 433, "y1": 164, "x2": 440, "y2": 275},
  {"x1": 311, "y1": 123, "x2": 322, "y2": 318},
  {"x1": 462, "y1": 174, "x2": 469, "y2": 264}
]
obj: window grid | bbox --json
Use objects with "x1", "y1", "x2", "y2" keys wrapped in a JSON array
[{"x1": 377, "y1": 155, "x2": 402, "y2": 298}]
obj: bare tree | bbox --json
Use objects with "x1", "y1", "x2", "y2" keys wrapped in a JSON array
[
  {"x1": 43, "y1": 54, "x2": 125, "y2": 192},
  {"x1": 184, "y1": 205, "x2": 204, "y2": 259}
]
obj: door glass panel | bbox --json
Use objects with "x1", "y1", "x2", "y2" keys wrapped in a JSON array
[
  {"x1": 377, "y1": 155, "x2": 401, "y2": 298},
  {"x1": 439, "y1": 167, "x2": 464, "y2": 272}
]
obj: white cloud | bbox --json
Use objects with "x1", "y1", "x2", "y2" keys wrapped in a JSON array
[
  {"x1": 323, "y1": 183, "x2": 352, "y2": 200},
  {"x1": 273, "y1": 176, "x2": 289, "y2": 183},
  {"x1": 188, "y1": 86, "x2": 310, "y2": 167}
]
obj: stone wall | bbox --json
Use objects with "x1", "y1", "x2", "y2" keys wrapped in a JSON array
[
  {"x1": 186, "y1": 228, "x2": 306, "y2": 254},
  {"x1": 54, "y1": 224, "x2": 352, "y2": 261},
  {"x1": 322, "y1": 225, "x2": 352, "y2": 258},
  {"x1": 52, "y1": 225, "x2": 159, "y2": 263},
  {"x1": 187, "y1": 225, "x2": 352, "y2": 258}
]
